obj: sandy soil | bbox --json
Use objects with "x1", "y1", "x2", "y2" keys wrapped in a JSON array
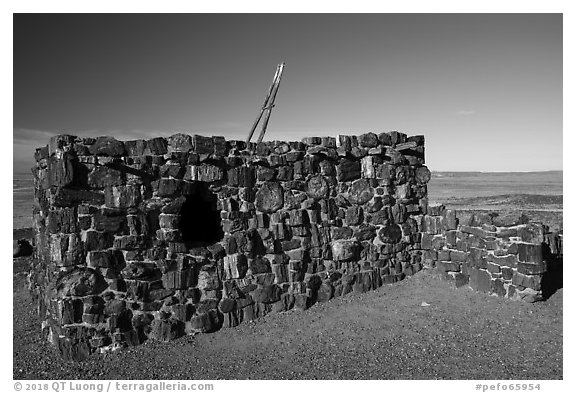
[{"x1": 13, "y1": 261, "x2": 562, "y2": 380}]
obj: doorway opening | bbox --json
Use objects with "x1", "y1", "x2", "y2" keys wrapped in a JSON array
[{"x1": 179, "y1": 183, "x2": 223, "y2": 248}]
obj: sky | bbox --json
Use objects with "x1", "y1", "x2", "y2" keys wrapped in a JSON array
[{"x1": 13, "y1": 13, "x2": 562, "y2": 173}]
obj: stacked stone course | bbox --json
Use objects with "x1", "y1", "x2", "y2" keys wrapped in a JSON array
[
  {"x1": 421, "y1": 207, "x2": 563, "y2": 302},
  {"x1": 29, "y1": 131, "x2": 561, "y2": 361}
]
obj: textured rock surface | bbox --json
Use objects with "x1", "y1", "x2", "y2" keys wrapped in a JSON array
[
  {"x1": 255, "y1": 181, "x2": 284, "y2": 213},
  {"x1": 29, "y1": 131, "x2": 561, "y2": 361}
]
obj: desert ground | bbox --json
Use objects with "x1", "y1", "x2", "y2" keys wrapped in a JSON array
[{"x1": 13, "y1": 260, "x2": 563, "y2": 380}]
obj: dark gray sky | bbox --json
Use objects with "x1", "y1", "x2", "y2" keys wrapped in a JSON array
[{"x1": 13, "y1": 13, "x2": 562, "y2": 173}]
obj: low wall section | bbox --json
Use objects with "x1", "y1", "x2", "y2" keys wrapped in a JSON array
[{"x1": 420, "y1": 206, "x2": 562, "y2": 302}]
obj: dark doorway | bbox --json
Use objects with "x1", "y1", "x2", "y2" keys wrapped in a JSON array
[
  {"x1": 179, "y1": 183, "x2": 223, "y2": 248},
  {"x1": 541, "y1": 243, "x2": 563, "y2": 300}
]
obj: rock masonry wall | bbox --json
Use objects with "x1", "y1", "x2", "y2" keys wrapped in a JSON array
[
  {"x1": 419, "y1": 207, "x2": 562, "y2": 303},
  {"x1": 29, "y1": 131, "x2": 561, "y2": 361}
]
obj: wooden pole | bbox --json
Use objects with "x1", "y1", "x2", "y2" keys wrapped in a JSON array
[
  {"x1": 256, "y1": 62, "x2": 285, "y2": 143},
  {"x1": 246, "y1": 64, "x2": 281, "y2": 144}
]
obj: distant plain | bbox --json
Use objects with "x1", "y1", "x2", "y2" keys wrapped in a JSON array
[{"x1": 427, "y1": 171, "x2": 562, "y2": 231}]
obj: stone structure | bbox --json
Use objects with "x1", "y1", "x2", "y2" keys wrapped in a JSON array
[
  {"x1": 418, "y1": 206, "x2": 562, "y2": 302},
  {"x1": 29, "y1": 131, "x2": 562, "y2": 360}
]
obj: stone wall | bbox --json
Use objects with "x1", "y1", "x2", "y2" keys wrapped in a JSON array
[
  {"x1": 29, "y1": 131, "x2": 561, "y2": 361},
  {"x1": 419, "y1": 206, "x2": 563, "y2": 302}
]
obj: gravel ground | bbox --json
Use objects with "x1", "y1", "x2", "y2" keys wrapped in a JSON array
[{"x1": 13, "y1": 262, "x2": 562, "y2": 380}]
